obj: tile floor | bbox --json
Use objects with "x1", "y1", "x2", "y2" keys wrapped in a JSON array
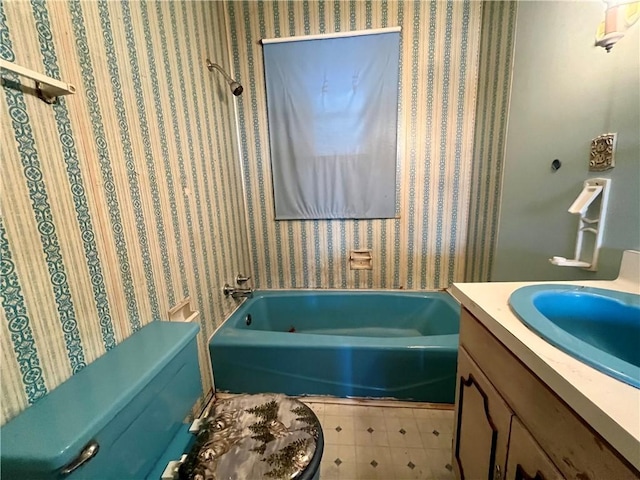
[{"x1": 301, "y1": 399, "x2": 456, "y2": 480}]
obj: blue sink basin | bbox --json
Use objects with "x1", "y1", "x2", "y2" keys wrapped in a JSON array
[{"x1": 509, "y1": 285, "x2": 640, "y2": 388}]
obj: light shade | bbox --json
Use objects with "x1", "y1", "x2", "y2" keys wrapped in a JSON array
[{"x1": 595, "y1": 1, "x2": 640, "y2": 51}]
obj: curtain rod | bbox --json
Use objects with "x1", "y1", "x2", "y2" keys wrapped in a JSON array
[{"x1": 261, "y1": 26, "x2": 401, "y2": 45}]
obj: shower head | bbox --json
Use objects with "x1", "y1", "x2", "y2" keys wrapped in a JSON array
[
  {"x1": 206, "y1": 59, "x2": 243, "y2": 96},
  {"x1": 229, "y1": 81, "x2": 243, "y2": 97}
]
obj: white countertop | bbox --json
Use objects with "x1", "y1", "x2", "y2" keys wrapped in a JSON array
[{"x1": 450, "y1": 266, "x2": 640, "y2": 470}]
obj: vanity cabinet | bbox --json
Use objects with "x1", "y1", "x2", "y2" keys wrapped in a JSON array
[
  {"x1": 453, "y1": 307, "x2": 639, "y2": 480},
  {"x1": 453, "y1": 348, "x2": 512, "y2": 480},
  {"x1": 505, "y1": 417, "x2": 563, "y2": 480}
]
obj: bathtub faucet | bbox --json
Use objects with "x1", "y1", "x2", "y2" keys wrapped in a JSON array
[{"x1": 222, "y1": 283, "x2": 253, "y2": 299}]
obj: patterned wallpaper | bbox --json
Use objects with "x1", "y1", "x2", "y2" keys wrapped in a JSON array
[
  {"x1": 1, "y1": 0, "x2": 516, "y2": 425},
  {"x1": 465, "y1": 0, "x2": 517, "y2": 282},
  {"x1": 224, "y1": 0, "x2": 483, "y2": 291},
  {"x1": 0, "y1": 0, "x2": 250, "y2": 425}
]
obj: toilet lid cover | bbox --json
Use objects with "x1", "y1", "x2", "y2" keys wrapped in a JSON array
[{"x1": 178, "y1": 394, "x2": 321, "y2": 480}]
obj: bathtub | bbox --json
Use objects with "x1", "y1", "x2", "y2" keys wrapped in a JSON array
[{"x1": 209, "y1": 290, "x2": 460, "y2": 403}]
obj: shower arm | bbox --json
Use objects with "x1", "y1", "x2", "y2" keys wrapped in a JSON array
[
  {"x1": 206, "y1": 59, "x2": 243, "y2": 96},
  {"x1": 206, "y1": 60, "x2": 234, "y2": 84}
]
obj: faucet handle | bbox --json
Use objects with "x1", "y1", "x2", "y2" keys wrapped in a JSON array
[
  {"x1": 236, "y1": 274, "x2": 251, "y2": 285},
  {"x1": 222, "y1": 284, "x2": 235, "y2": 296}
]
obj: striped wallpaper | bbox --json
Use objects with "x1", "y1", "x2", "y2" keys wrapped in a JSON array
[
  {"x1": 224, "y1": 0, "x2": 484, "y2": 291},
  {"x1": 465, "y1": 0, "x2": 517, "y2": 282},
  {"x1": 0, "y1": 0, "x2": 250, "y2": 425},
  {"x1": 1, "y1": 0, "x2": 516, "y2": 426}
]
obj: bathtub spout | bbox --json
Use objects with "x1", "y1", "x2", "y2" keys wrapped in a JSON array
[{"x1": 222, "y1": 284, "x2": 253, "y2": 299}]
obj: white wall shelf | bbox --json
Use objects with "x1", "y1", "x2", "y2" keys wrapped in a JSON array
[{"x1": 550, "y1": 178, "x2": 611, "y2": 271}]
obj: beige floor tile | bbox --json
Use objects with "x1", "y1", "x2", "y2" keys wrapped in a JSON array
[
  {"x1": 323, "y1": 417, "x2": 355, "y2": 445},
  {"x1": 353, "y1": 415, "x2": 389, "y2": 432},
  {"x1": 313, "y1": 401, "x2": 455, "y2": 480},
  {"x1": 370, "y1": 430, "x2": 391, "y2": 447},
  {"x1": 336, "y1": 457, "x2": 358, "y2": 478},
  {"x1": 324, "y1": 427, "x2": 356, "y2": 446},
  {"x1": 321, "y1": 443, "x2": 359, "y2": 478},
  {"x1": 354, "y1": 429, "x2": 371, "y2": 446},
  {"x1": 336, "y1": 444, "x2": 357, "y2": 460},
  {"x1": 323, "y1": 418, "x2": 355, "y2": 444},
  {"x1": 385, "y1": 416, "x2": 425, "y2": 448},
  {"x1": 433, "y1": 409, "x2": 455, "y2": 419},
  {"x1": 321, "y1": 461, "x2": 340, "y2": 480},
  {"x1": 384, "y1": 415, "x2": 419, "y2": 430},
  {"x1": 388, "y1": 429, "x2": 425, "y2": 449},
  {"x1": 358, "y1": 405, "x2": 387, "y2": 417},
  {"x1": 355, "y1": 445, "x2": 394, "y2": 479},
  {"x1": 416, "y1": 417, "x2": 439, "y2": 434},
  {"x1": 323, "y1": 415, "x2": 355, "y2": 432},
  {"x1": 384, "y1": 417, "x2": 411, "y2": 436},
  {"x1": 416, "y1": 415, "x2": 454, "y2": 435},
  {"x1": 389, "y1": 447, "x2": 432, "y2": 479},
  {"x1": 433, "y1": 417, "x2": 454, "y2": 435},
  {"x1": 322, "y1": 443, "x2": 339, "y2": 464},
  {"x1": 354, "y1": 428, "x2": 391, "y2": 447},
  {"x1": 304, "y1": 401, "x2": 326, "y2": 417},
  {"x1": 420, "y1": 429, "x2": 452, "y2": 450},
  {"x1": 430, "y1": 410, "x2": 455, "y2": 427},
  {"x1": 322, "y1": 403, "x2": 346, "y2": 416},
  {"x1": 323, "y1": 403, "x2": 360, "y2": 416},
  {"x1": 323, "y1": 442, "x2": 339, "y2": 456},
  {"x1": 383, "y1": 406, "x2": 416, "y2": 419},
  {"x1": 412, "y1": 407, "x2": 447, "y2": 420},
  {"x1": 425, "y1": 448, "x2": 455, "y2": 480},
  {"x1": 343, "y1": 404, "x2": 367, "y2": 416},
  {"x1": 411, "y1": 408, "x2": 434, "y2": 420}
]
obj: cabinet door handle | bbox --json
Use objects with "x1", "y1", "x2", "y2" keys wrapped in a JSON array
[{"x1": 495, "y1": 464, "x2": 502, "y2": 480}]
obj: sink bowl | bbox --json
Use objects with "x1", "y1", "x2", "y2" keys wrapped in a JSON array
[{"x1": 509, "y1": 285, "x2": 640, "y2": 388}]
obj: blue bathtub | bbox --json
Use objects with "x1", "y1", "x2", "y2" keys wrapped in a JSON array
[{"x1": 210, "y1": 290, "x2": 460, "y2": 403}]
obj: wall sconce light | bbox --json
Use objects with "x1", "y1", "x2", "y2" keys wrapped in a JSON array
[{"x1": 595, "y1": 0, "x2": 640, "y2": 52}]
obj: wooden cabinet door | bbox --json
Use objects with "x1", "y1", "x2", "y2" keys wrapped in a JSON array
[
  {"x1": 505, "y1": 417, "x2": 564, "y2": 480},
  {"x1": 453, "y1": 348, "x2": 513, "y2": 480},
  {"x1": 459, "y1": 308, "x2": 639, "y2": 480}
]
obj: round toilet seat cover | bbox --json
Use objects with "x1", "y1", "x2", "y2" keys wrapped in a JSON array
[{"x1": 178, "y1": 394, "x2": 321, "y2": 480}]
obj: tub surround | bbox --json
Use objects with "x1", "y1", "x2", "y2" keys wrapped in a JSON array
[{"x1": 450, "y1": 251, "x2": 640, "y2": 471}]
